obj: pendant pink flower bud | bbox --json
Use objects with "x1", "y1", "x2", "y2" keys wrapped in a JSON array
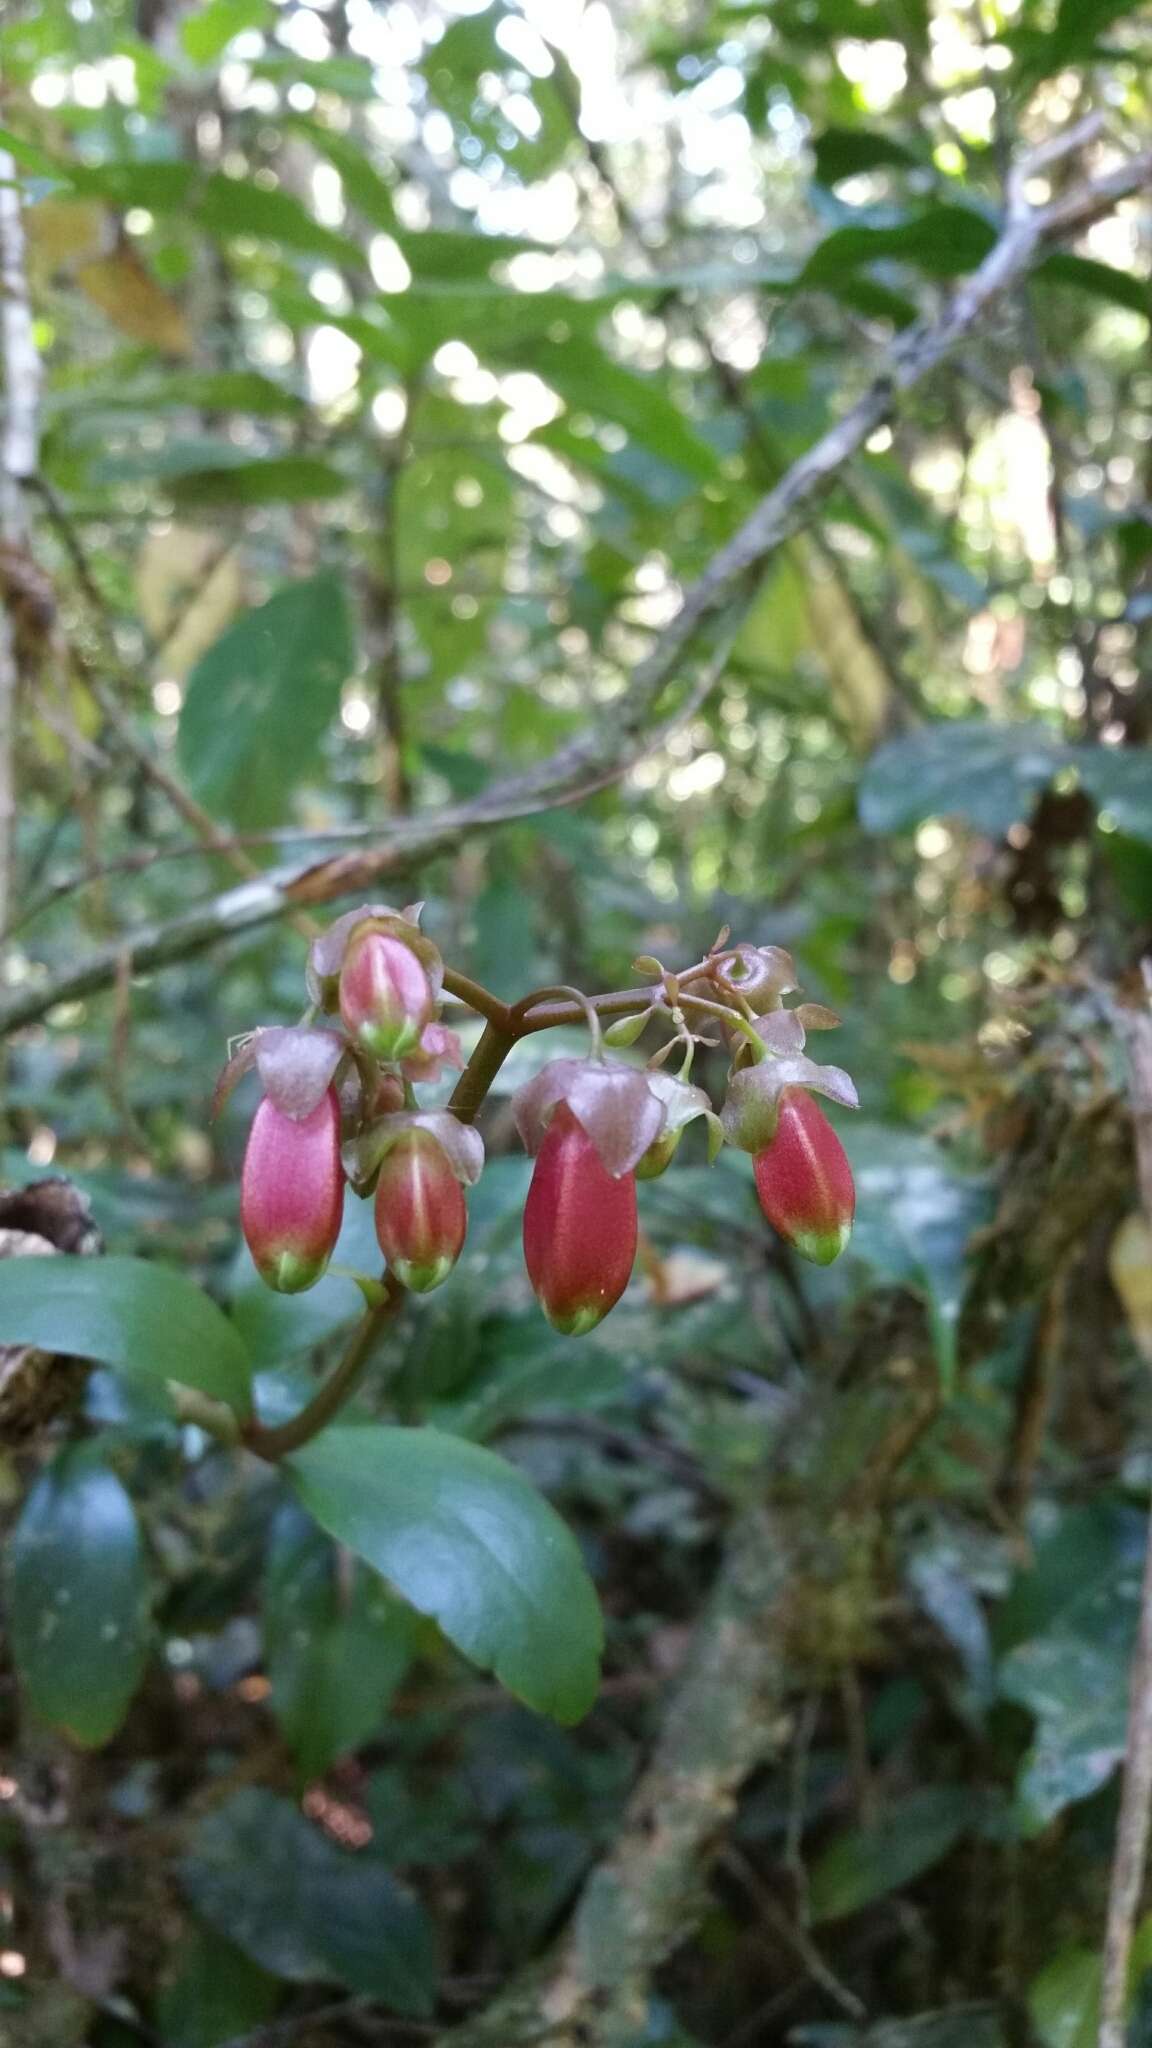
[
  {"x1": 753, "y1": 1087, "x2": 855, "y2": 1266},
  {"x1": 374, "y1": 1127, "x2": 468, "y2": 1293},
  {"x1": 339, "y1": 929, "x2": 434, "y2": 1061},
  {"x1": 241, "y1": 1087, "x2": 345, "y2": 1293},
  {"x1": 307, "y1": 902, "x2": 441, "y2": 1015},
  {"x1": 523, "y1": 1104, "x2": 638, "y2": 1335},
  {"x1": 721, "y1": 1049, "x2": 858, "y2": 1157},
  {"x1": 512, "y1": 1056, "x2": 665, "y2": 1179}
]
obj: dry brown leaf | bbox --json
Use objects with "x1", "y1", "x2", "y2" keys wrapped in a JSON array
[
  {"x1": 25, "y1": 195, "x2": 105, "y2": 283},
  {"x1": 76, "y1": 245, "x2": 191, "y2": 355}
]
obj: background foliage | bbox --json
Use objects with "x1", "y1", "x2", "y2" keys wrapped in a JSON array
[{"x1": 2, "y1": 0, "x2": 1152, "y2": 2043}]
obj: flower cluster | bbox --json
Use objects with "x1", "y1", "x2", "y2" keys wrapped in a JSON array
[
  {"x1": 222, "y1": 916, "x2": 859, "y2": 1335},
  {"x1": 219, "y1": 904, "x2": 477, "y2": 1297}
]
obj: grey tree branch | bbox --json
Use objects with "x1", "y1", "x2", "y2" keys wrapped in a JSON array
[
  {"x1": 1099, "y1": 962, "x2": 1152, "y2": 2048},
  {"x1": 436, "y1": 1362, "x2": 939, "y2": 2048},
  {"x1": 2, "y1": 132, "x2": 1150, "y2": 1039},
  {"x1": 438, "y1": 1502, "x2": 795, "y2": 2048}
]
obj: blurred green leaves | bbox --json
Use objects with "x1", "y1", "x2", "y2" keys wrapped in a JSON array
[{"x1": 178, "y1": 573, "x2": 354, "y2": 826}]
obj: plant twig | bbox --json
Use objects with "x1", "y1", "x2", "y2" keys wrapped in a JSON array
[
  {"x1": 1, "y1": 129, "x2": 1150, "y2": 1042},
  {"x1": 242, "y1": 1271, "x2": 405, "y2": 1462},
  {"x1": 1099, "y1": 960, "x2": 1152, "y2": 2048}
]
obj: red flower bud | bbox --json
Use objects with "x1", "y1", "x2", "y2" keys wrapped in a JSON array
[
  {"x1": 339, "y1": 930, "x2": 433, "y2": 1060},
  {"x1": 374, "y1": 1128, "x2": 467, "y2": 1293},
  {"x1": 241, "y1": 1087, "x2": 344, "y2": 1293},
  {"x1": 523, "y1": 1104, "x2": 637, "y2": 1335},
  {"x1": 752, "y1": 1086, "x2": 854, "y2": 1266}
]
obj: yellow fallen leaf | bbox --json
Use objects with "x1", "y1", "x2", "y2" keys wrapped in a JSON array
[{"x1": 76, "y1": 245, "x2": 191, "y2": 355}]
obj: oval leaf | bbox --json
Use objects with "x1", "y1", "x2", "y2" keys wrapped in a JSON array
[
  {"x1": 178, "y1": 573, "x2": 355, "y2": 827},
  {"x1": 8, "y1": 1448, "x2": 151, "y2": 1746},
  {"x1": 288, "y1": 1425, "x2": 603, "y2": 1723},
  {"x1": 264, "y1": 1506, "x2": 416, "y2": 1779},
  {"x1": 0, "y1": 1256, "x2": 252, "y2": 1413},
  {"x1": 181, "y1": 1787, "x2": 437, "y2": 2015}
]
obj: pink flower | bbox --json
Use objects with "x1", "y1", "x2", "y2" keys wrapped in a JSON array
[
  {"x1": 752, "y1": 1086, "x2": 855, "y2": 1266},
  {"x1": 374, "y1": 1127, "x2": 468, "y2": 1293},
  {"x1": 401, "y1": 1022, "x2": 466, "y2": 1084},
  {"x1": 339, "y1": 930, "x2": 434, "y2": 1061},
  {"x1": 523, "y1": 1104, "x2": 638, "y2": 1336},
  {"x1": 241, "y1": 1087, "x2": 345, "y2": 1293}
]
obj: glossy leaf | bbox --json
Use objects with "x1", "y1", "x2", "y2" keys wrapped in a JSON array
[
  {"x1": 264, "y1": 1508, "x2": 417, "y2": 1778},
  {"x1": 178, "y1": 573, "x2": 355, "y2": 826},
  {"x1": 999, "y1": 1563, "x2": 1138, "y2": 1829},
  {"x1": 8, "y1": 1447, "x2": 151, "y2": 1746},
  {"x1": 0, "y1": 1255, "x2": 252, "y2": 1412},
  {"x1": 289, "y1": 1425, "x2": 603, "y2": 1722},
  {"x1": 181, "y1": 1788, "x2": 437, "y2": 2014}
]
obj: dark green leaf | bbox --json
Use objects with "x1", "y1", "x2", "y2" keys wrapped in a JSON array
[
  {"x1": 812, "y1": 128, "x2": 921, "y2": 185},
  {"x1": 800, "y1": 207, "x2": 997, "y2": 286},
  {"x1": 178, "y1": 572, "x2": 355, "y2": 826},
  {"x1": 859, "y1": 721, "x2": 1070, "y2": 836},
  {"x1": 288, "y1": 1425, "x2": 603, "y2": 1722},
  {"x1": 156, "y1": 1928, "x2": 279, "y2": 2048},
  {"x1": 171, "y1": 456, "x2": 346, "y2": 507},
  {"x1": 0, "y1": 1256, "x2": 252, "y2": 1411},
  {"x1": 68, "y1": 161, "x2": 195, "y2": 211},
  {"x1": 8, "y1": 1447, "x2": 151, "y2": 1746},
  {"x1": 181, "y1": 1788, "x2": 437, "y2": 2012},
  {"x1": 807, "y1": 1787, "x2": 970, "y2": 1923},
  {"x1": 1037, "y1": 251, "x2": 1152, "y2": 320},
  {"x1": 264, "y1": 1508, "x2": 416, "y2": 1778},
  {"x1": 90, "y1": 369, "x2": 307, "y2": 417}
]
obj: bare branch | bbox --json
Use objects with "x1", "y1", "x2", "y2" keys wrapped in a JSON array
[{"x1": 2, "y1": 133, "x2": 1150, "y2": 1039}]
